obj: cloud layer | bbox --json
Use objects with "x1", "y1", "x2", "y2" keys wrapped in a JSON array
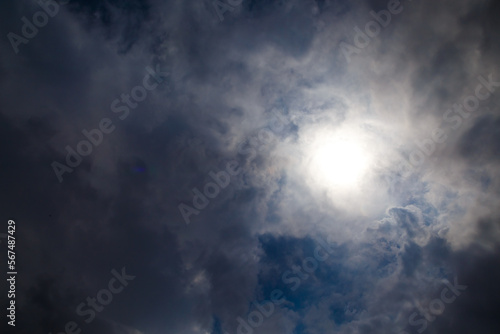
[{"x1": 1, "y1": 0, "x2": 499, "y2": 333}]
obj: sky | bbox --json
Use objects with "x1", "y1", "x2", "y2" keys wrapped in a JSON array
[{"x1": 1, "y1": 0, "x2": 500, "y2": 333}]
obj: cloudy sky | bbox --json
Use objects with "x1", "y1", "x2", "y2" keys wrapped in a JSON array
[{"x1": 1, "y1": 0, "x2": 500, "y2": 333}]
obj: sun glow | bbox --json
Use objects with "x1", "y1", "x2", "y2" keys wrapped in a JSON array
[{"x1": 306, "y1": 128, "x2": 373, "y2": 191}]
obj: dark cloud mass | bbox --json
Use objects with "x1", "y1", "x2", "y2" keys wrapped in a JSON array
[{"x1": 1, "y1": 0, "x2": 500, "y2": 333}]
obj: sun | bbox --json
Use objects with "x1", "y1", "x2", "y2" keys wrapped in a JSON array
[
  {"x1": 291, "y1": 123, "x2": 388, "y2": 215},
  {"x1": 312, "y1": 138, "x2": 369, "y2": 187},
  {"x1": 306, "y1": 128, "x2": 372, "y2": 191}
]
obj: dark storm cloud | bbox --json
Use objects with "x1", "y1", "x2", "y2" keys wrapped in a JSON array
[
  {"x1": 68, "y1": 0, "x2": 151, "y2": 52},
  {"x1": 1, "y1": 0, "x2": 500, "y2": 333},
  {"x1": 458, "y1": 114, "x2": 500, "y2": 162}
]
